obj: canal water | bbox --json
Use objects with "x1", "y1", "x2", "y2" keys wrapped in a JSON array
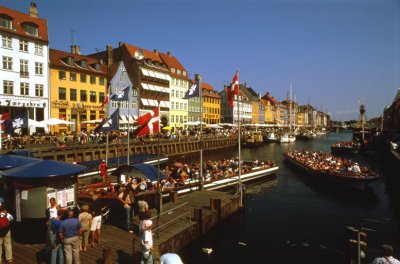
[{"x1": 177, "y1": 132, "x2": 399, "y2": 264}]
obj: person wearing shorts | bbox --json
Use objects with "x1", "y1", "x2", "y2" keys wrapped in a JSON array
[{"x1": 90, "y1": 206, "x2": 102, "y2": 247}]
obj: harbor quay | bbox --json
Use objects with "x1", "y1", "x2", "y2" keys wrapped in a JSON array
[{"x1": 11, "y1": 190, "x2": 242, "y2": 264}]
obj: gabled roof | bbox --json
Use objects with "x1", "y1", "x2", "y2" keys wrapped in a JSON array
[
  {"x1": 50, "y1": 49, "x2": 107, "y2": 75},
  {"x1": 124, "y1": 43, "x2": 163, "y2": 63},
  {"x1": 0, "y1": 5, "x2": 48, "y2": 43},
  {"x1": 261, "y1": 92, "x2": 279, "y2": 106},
  {"x1": 158, "y1": 52, "x2": 189, "y2": 80},
  {"x1": 202, "y1": 82, "x2": 221, "y2": 99}
]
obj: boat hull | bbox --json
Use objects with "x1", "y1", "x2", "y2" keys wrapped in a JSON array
[
  {"x1": 330, "y1": 146, "x2": 359, "y2": 155},
  {"x1": 283, "y1": 153, "x2": 377, "y2": 190}
]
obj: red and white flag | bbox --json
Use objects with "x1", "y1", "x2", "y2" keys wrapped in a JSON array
[
  {"x1": 0, "y1": 112, "x2": 10, "y2": 131},
  {"x1": 227, "y1": 70, "x2": 239, "y2": 108},
  {"x1": 135, "y1": 107, "x2": 159, "y2": 136}
]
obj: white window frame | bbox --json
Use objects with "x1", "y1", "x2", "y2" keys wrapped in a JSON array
[{"x1": 2, "y1": 56, "x2": 12, "y2": 70}]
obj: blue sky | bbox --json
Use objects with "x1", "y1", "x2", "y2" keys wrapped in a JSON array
[{"x1": 1, "y1": 0, "x2": 399, "y2": 121}]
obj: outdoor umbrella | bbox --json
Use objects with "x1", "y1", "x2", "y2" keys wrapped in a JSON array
[{"x1": 0, "y1": 155, "x2": 41, "y2": 170}]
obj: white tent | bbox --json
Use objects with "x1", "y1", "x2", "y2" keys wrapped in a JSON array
[
  {"x1": 28, "y1": 119, "x2": 47, "y2": 128},
  {"x1": 39, "y1": 118, "x2": 74, "y2": 126}
]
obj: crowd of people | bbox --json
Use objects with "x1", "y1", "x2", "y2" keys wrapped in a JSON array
[{"x1": 285, "y1": 150, "x2": 374, "y2": 178}]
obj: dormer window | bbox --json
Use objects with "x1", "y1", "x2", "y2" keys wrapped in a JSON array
[
  {"x1": 0, "y1": 15, "x2": 13, "y2": 30},
  {"x1": 171, "y1": 68, "x2": 176, "y2": 73},
  {"x1": 67, "y1": 57, "x2": 74, "y2": 66},
  {"x1": 177, "y1": 69, "x2": 181, "y2": 75},
  {"x1": 23, "y1": 23, "x2": 38, "y2": 36},
  {"x1": 80, "y1": 60, "x2": 87, "y2": 68},
  {"x1": 183, "y1": 71, "x2": 187, "y2": 76},
  {"x1": 95, "y1": 63, "x2": 101, "y2": 71}
]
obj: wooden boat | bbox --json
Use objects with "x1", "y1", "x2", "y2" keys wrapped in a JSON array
[
  {"x1": 296, "y1": 132, "x2": 314, "y2": 141},
  {"x1": 330, "y1": 141, "x2": 360, "y2": 155},
  {"x1": 242, "y1": 132, "x2": 264, "y2": 147},
  {"x1": 283, "y1": 150, "x2": 379, "y2": 190}
]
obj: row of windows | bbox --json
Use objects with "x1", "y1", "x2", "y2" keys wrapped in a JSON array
[
  {"x1": 204, "y1": 97, "x2": 220, "y2": 104},
  {"x1": 0, "y1": 17, "x2": 39, "y2": 36},
  {"x1": 170, "y1": 115, "x2": 188, "y2": 123},
  {"x1": 170, "y1": 67, "x2": 187, "y2": 77},
  {"x1": 110, "y1": 101, "x2": 137, "y2": 110},
  {"x1": 2, "y1": 56, "x2": 44, "y2": 75},
  {"x1": 2, "y1": 80, "x2": 43, "y2": 96},
  {"x1": 203, "y1": 107, "x2": 220, "y2": 114},
  {"x1": 170, "y1": 89, "x2": 185, "y2": 99},
  {"x1": 1, "y1": 36, "x2": 44, "y2": 55},
  {"x1": 58, "y1": 108, "x2": 102, "y2": 121},
  {"x1": 58, "y1": 87, "x2": 104, "y2": 103},
  {"x1": 170, "y1": 102, "x2": 188, "y2": 111},
  {"x1": 171, "y1": 78, "x2": 188, "y2": 88},
  {"x1": 58, "y1": 71, "x2": 105, "y2": 85}
]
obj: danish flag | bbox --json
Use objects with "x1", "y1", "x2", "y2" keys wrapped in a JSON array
[
  {"x1": 227, "y1": 70, "x2": 239, "y2": 108},
  {"x1": 135, "y1": 107, "x2": 159, "y2": 136}
]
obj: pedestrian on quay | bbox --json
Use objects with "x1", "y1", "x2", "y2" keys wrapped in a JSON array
[
  {"x1": 371, "y1": 244, "x2": 400, "y2": 264},
  {"x1": 49, "y1": 211, "x2": 64, "y2": 264},
  {"x1": 118, "y1": 187, "x2": 133, "y2": 233},
  {"x1": 141, "y1": 220, "x2": 154, "y2": 264},
  {"x1": 78, "y1": 204, "x2": 92, "y2": 252},
  {"x1": 159, "y1": 253, "x2": 183, "y2": 264},
  {"x1": 0, "y1": 205, "x2": 13, "y2": 263},
  {"x1": 99, "y1": 160, "x2": 109, "y2": 183},
  {"x1": 59, "y1": 209, "x2": 82, "y2": 264},
  {"x1": 90, "y1": 202, "x2": 105, "y2": 247},
  {"x1": 138, "y1": 199, "x2": 151, "y2": 236}
]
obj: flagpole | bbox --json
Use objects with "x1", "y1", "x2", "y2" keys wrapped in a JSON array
[
  {"x1": 237, "y1": 70, "x2": 243, "y2": 207},
  {"x1": 157, "y1": 99, "x2": 162, "y2": 215},
  {"x1": 195, "y1": 74, "x2": 204, "y2": 190},
  {"x1": 127, "y1": 86, "x2": 131, "y2": 165}
]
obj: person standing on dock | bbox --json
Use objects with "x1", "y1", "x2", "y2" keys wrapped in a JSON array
[
  {"x1": 371, "y1": 244, "x2": 400, "y2": 264},
  {"x1": 59, "y1": 210, "x2": 82, "y2": 264},
  {"x1": 0, "y1": 205, "x2": 13, "y2": 263},
  {"x1": 141, "y1": 220, "x2": 154, "y2": 264},
  {"x1": 99, "y1": 160, "x2": 109, "y2": 183}
]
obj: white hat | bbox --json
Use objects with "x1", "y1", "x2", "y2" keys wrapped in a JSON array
[{"x1": 145, "y1": 220, "x2": 153, "y2": 228}]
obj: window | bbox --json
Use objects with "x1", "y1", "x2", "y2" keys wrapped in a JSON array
[
  {"x1": 19, "y1": 40, "x2": 28, "y2": 52},
  {"x1": 0, "y1": 16, "x2": 13, "y2": 29},
  {"x1": 24, "y1": 23, "x2": 38, "y2": 36},
  {"x1": 95, "y1": 63, "x2": 101, "y2": 71},
  {"x1": 20, "y1": 59, "x2": 29, "y2": 78},
  {"x1": 171, "y1": 115, "x2": 174, "y2": 123},
  {"x1": 67, "y1": 57, "x2": 74, "y2": 66},
  {"x1": 80, "y1": 90, "x2": 87, "y2": 101},
  {"x1": 90, "y1": 75, "x2": 96, "y2": 84},
  {"x1": 80, "y1": 74, "x2": 87, "y2": 83},
  {"x1": 59, "y1": 87, "x2": 66, "y2": 100},
  {"x1": 35, "y1": 84, "x2": 43, "y2": 97},
  {"x1": 177, "y1": 69, "x2": 181, "y2": 75},
  {"x1": 183, "y1": 71, "x2": 187, "y2": 76},
  {"x1": 171, "y1": 68, "x2": 175, "y2": 73},
  {"x1": 90, "y1": 110, "x2": 96, "y2": 121},
  {"x1": 20, "y1": 82, "x2": 29, "y2": 95},
  {"x1": 59, "y1": 71, "x2": 66, "y2": 80},
  {"x1": 90, "y1": 91, "x2": 96, "y2": 102},
  {"x1": 35, "y1": 44, "x2": 43, "y2": 55},
  {"x1": 99, "y1": 77, "x2": 105, "y2": 85},
  {"x1": 99, "y1": 92, "x2": 104, "y2": 103},
  {"x1": 35, "y1": 62, "x2": 43, "y2": 75},
  {"x1": 2, "y1": 56, "x2": 12, "y2": 70},
  {"x1": 59, "y1": 109, "x2": 66, "y2": 120},
  {"x1": 3, "y1": 80, "x2": 13, "y2": 94},
  {"x1": 1, "y1": 36, "x2": 12, "y2": 48},
  {"x1": 80, "y1": 60, "x2": 87, "y2": 68},
  {"x1": 70, "y1": 89, "x2": 77, "y2": 101},
  {"x1": 70, "y1": 72, "x2": 77, "y2": 81}
]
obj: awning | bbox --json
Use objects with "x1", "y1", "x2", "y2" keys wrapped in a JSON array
[
  {"x1": 111, "y1": 163, "x2": 165, "y2": 182},
  {"x1": 1, "y1": 159, "x2": 87, "y2": 178},
  {"x1": 141, "y1": 83, "x2": 168, "y2": 93},
  {"x1": 141, "y1": 68, "x2": 171, "y2": 81},
  {"x1": 0, "y1": 155, "x2": 41, "y2": 170}
]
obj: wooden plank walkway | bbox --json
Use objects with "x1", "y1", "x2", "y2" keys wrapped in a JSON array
[{"x1": 11, "y1": 190, "x2": 238, "y2": 264}]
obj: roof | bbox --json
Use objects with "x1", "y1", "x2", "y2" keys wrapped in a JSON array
[
  {"x1": 394, "y1": 88, "x2": 400, "y2": 102},
  {"x1": 261, "y1": 93, "x2": 279, "y2": 105},
  {"x1": 1, "y1": 159, "x2": 87, "y2": 178},
  {"x1": 158, "y1": 52, "x2": 189, "y2": 80},
  {"x1": 50, "y1": 48, "x2": 107, "y2": 75},
  {"x1": 124, "y1": 43, "x2": 163, "y2": 63},
  {"x1": 202, "y1": 82, "x2": 221, "y2": 99},
  {"x1": 0, "y1": 155, "x2": 40, "y2": 170},
  {"x1": 0, "y1": 5, "x2": 48, "y2": 43}
]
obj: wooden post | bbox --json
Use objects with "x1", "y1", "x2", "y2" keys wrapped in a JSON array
[
  {"x1": 170, "y1": 191, "x2": 178, "y2": 203},
  {"x1": 212, "y1": 198, "x2": 222, "y2": 222},
  {"x1": 132, "y1": 236, "x2": 139, "y2": 264},
  {"x1": 103, "y1": 247, "x2": 113, "y2": 264},
  {"x1": 209, "y1": 198, "x2": 215, "y2": 211},
  {"x1": 194, "y1": 208, "x2": 203, "y2": 234}
]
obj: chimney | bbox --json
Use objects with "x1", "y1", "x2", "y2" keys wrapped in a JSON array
[
  {"x1": 167, "y1": 51, "x2": 172, "y2": 57},
  {"x1": 118, "y1": 41, "x2": 124, "y2": 47},
  {"x1": 154, "y1": 49, "x2": 159, "y2": 55},
  {"x1": 106, "y1": 45, "x2": 113, "y2": 66},
  {"x1": 29, "y1": 2, "x2": 39, "y2": 18},
  {"x1": 70, "y1": 45, "x2": 80, "y2": 55}
]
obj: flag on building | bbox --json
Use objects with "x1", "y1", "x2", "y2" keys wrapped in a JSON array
[
  {"x1": 95, "y1": 108, "x2": 119, "y2": 132},
  {"x1": 0, "y1": 113, "x2": 10, "y2": 131},
  {"x1": 101, "y1": 94, "x2": 109, "y2": 111},
  {"x1": 4, "y1": 112, "x2": 28, "y2": 134},
  {"x1": 135, "y1": 107, "x2": 159, "y2": 136},
  {"x1": 227, "y1": 70, "x2": 239, "y2": 108},
  {"x1": 183, "y1": 79, "x2": 200, "y2": 99},
  {"x1": 110, "y1": 86, "x2": 130, "y2": 101}
]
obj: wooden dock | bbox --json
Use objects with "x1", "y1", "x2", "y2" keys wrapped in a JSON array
[{"x1": 11, "y1": 190, "x2": 241, "y2": 263}]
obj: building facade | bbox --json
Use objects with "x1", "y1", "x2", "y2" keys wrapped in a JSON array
[
  {"x1": 0, "y1": 3, "x2": 49, "y2": 134},
  {"x1": 202, "y1": 82, "x2": 221, "y2": 124},
  {"x1": 49, "y1": 46, "x2": 107, "y2": 133}
]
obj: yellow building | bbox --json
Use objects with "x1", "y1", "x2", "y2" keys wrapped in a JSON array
[
  {"x1": 261, "y1": 92, "x2": 280, "y2": 124},
  {"x1": 202, "y1": 82, "x2": 221, "y2": 124},
  {"x1": 251, "y1": 101, "x2": 260, "y2": 124},
  {"x1": 49, "y1": 46, "x2": 107, "y2": 134}
]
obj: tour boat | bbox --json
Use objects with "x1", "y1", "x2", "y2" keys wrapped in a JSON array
[
  {"x1": 242, "y1": 131, "x2": 264, "y2": 147},
  {"x1": 279, "y1": 133, "x2": 296, "y2": 143},
  {"x1": 330, "y1": 141, "x2": 360, "y2": 155},
  {"x1": 265, "y1": 132, "x2": 279, "y2": 142},
  {"x1": 283, "y1": 151, "x2": 379, "y2": 190}
]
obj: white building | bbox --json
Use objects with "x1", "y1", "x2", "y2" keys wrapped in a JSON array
[{"x1": 0, "y1": 3, "x2": 49, "y2": 133}]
